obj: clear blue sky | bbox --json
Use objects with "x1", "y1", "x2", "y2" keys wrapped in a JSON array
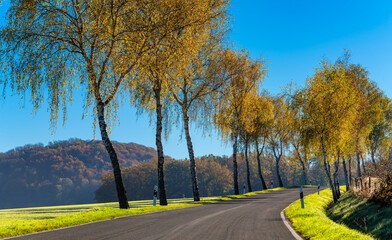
[{"x1": 0, "y1": 0, "x2": 392, "y2": 159}]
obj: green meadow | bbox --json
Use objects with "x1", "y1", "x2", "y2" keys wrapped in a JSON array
[
  {"x1": 0, "y1": 187, "x2": 288, "y2": 238},
  {"x1": 285, "y1": 188, "x2": 375, "y2": 240},
  {"x1": 327, "y1": 192, "x2": 392, "y2": 240}
]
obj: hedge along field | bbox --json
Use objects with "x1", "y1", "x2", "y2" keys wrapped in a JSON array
[
  {"x1": 0, "y1": 187, "x2": 289, "y2": 238},
  {"x1": 285, "y1": 188, "x2": 375, "y2": 240}
]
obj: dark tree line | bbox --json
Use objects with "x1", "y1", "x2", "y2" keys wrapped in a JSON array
[
  {"x1": 95, "y1": 153, "x2": 331, "y2": 202},
  {"x1": 0, "y1": 138, "x2": 334, "y2": 209},
  {"x1": 95, "y1": 158, "x2": 232, "y2": 202}
]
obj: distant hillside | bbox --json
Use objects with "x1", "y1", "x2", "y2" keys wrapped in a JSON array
[{"x1": 0, "y1": 139, "x2": 160, "y2": 209}]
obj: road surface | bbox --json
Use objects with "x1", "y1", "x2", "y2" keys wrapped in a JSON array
[{"x1": 10, "y1": 187, "x2": 319, "y2": 240}]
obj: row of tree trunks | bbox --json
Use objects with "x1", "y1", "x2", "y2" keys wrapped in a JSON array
[
  {"x1": 321, "y1": 137, "x2": 338, "y2": 203},
  {"x1": 272, "y1": 142, "x2": 284, "y2": 188},
  {"x1": 356, "y1": 151, "x2": 362, "y2": 178},
  {"x1": 276, "y1": 157, "x2": 284, "y2": 187},
  {"x1": 361, "y1": 154, "x2": 367, "y2": 176},
  {"x1": 342, "y1": 157, "x2": 350, "y2": 191},
  {"x1": 293, "y1": 144, "x2": 308, "y2": 186},
  {"x1": 232, "y1": 132, "x2": 240, "y2": 195},
  {"x1": 97, "y1": 102, "x2": 129, "y2": 209},
  {"x1": 154, "y1": 88, "x2": 168, "y2": 205},
  {"x1": 244, "y1": 139, "x2": 252, "y2": 192},
  {"x1": 183, "y1": 112, "x2": 200, "y2": 201},
  {"x1": 299, "y1": 158, "x2": 308, "y2": 185},
  {"x1": 371, "y1": 149, "x2": 377, "y2": 170},
  {"x1": 333, "y1": 152, "x2": 341, "y2": 199},
  {"x1": 256, "y1": 141, "x2": 268, "y2": 190},
  {"x1": 349, "y1": 155, "x2": 353, "y2": 185}
]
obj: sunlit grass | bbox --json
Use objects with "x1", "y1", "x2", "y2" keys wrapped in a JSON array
[
  {"x1": 0, "y1": 198, "x2": 214, "y2": 221},
  {"x1": 285, "y1": 188, "x2": 375, "y2": 240},
  {"x1": 327, "y1": 192, "x2": 392, "y2": 240},
  {"x1": 0, "y1": 187, "x2": 289, "y2": 238}
]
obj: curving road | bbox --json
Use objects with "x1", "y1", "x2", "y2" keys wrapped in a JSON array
[{"x1": 9, "y1": 187, "x2": 319, "y2": 240}]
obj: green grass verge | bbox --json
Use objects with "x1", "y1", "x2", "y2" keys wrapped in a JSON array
[
  {"x1": 0, "y1": 187, "x2": 289, "y2": 238},
  {"x1": 285, "y1": 188, "x2": 375, "y2": 240},
  {"x1": 327, "y1": 192, "x2": 392, "y2": 240}
]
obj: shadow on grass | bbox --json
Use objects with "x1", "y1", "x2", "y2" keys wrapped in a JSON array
[{"x1": 327, "y1": 192, "x2": 392, "y2": 240}]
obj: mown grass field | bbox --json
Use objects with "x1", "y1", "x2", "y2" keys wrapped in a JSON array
[
  {"x1": 0, "y1": 187, "x2": 289, "y2": 238},
  {"x1": 285, "y1": 188, "x2": 375, "y2": 240},
  {"x1": 327, "y1": 192, "x2": 392, "y2": 240}
]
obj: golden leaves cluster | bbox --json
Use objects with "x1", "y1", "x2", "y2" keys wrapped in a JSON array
[
  {"x1": 129, "y1": 0, "x2": 230, "y2": 131},
  {"x1": 295, "y1": 51, "x2": 391, "y2": 164},
  {"x1": 0, "y1": 0, "x2": 230, "y2": 135},
  {"x1": 213, "y1": 49, "x2": 267, "y2": 142}
]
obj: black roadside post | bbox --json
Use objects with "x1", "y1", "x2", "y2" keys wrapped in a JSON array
[
  {"x1": 300, "y1": 186, "x2": 304, "y2": 209},
  {"x1": 318, "y1": 184, "x2": 320, "y2": 195},
  {"x1": 243, "y1": 183, "x2": 246, "y2": 194},
  {"x1": 153, "y1": 185, "x2": 158, "y2": 206}
]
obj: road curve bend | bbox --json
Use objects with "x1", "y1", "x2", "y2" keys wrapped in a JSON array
[{"x1": 9, "y1": 187, "x2": 318, "y2": 240}]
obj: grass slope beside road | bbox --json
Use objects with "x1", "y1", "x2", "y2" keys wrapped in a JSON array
[
  {"x1": 285, "y1": 188, "x2": 374, "y2": 240},
  {"x1": 327, "y1": 192, "x2": 392, "y2": 240},
  {"x1": 1, "y1": 187, "x2": 292, "y2": 239}
]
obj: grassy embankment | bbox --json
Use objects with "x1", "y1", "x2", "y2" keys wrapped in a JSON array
[
  {"x1": 327, "y1": 192, "x2": 392, "y2": 240},
  {"x1": 285, "y1": 188, "x2": 376, "y2": 240},
  {"x1": 0, "y1": 187, "x2": 292, "y2": 238}
]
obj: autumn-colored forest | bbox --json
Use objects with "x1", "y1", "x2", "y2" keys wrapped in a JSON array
[
  {"x1": 96, "y1": 153, "x2": 332, "y2": 203},
  {"x1": 0, "y1": 139, "x2": 331, "y2": 209},
  {"x1": 0, "y1": 139, "x2": 159, "y2": 208}
]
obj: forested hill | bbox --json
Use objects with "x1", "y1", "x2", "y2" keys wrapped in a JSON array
[
  {"x1": 0, "y1": 139, "x2": 328, "y2": 209},
  {"x1": 0, "y1": 139, "x2": 161, "y2": 209}
]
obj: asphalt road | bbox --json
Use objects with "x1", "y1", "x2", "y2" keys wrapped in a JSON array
[{"x1": 10, "y1": 187, "x2": 319, "y2": 240}]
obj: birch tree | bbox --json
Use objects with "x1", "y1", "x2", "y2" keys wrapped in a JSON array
[
  {"x1": 347, "y1": 64, "x2": 378, "y2": 178},
  {"x1": 0, "y1": 0, "x2": 164, "y2": 209},
  {"x1": 365, "y1": 90, "x2": 392, "y2": 170},
  {"x1": 167, "y1": 36, "x2": 229, "y2": 201},
  {"x1": 301, "y1": 57, "x2": 358, "y2": 202},
  {"x1": 238, "y1": 92, "x2": 273, "y2": 191},
  {"x1": 339, "y1": 56, "x2": 386, "y2": 180},
  {"x1": 237, "y1": 93, "x2": 258, "y2": 192},
  {"x1": 130, "y1": 0, "x2": 229, "y2": 204},
  {"x1": 288, "y1": 86, "x2": 315, "y2": 186},
  {"x1": 367, "y1": 97, "x2": 392, "y2": 170},
  {"x1": 251, "y1": 93, "x2": 274, "y2": 190},
  {"x1": 214, "y1": 50, "x2": 266, "y2": 194},
  {"x1": 268, "y1": 95, "x2": 292, "y2": 187}
]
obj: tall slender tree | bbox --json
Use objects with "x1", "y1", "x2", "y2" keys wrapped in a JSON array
[
  {"x1": 268, "y1": 95, "x2": 292, "y2": 187},
  {"x1": 252, "y1": 93, "x2": 274, "y2": 190},
  {"x1": 367, "y1": 93, "x2": 392, "y2": 171},
  {"x1": 130, "y1": 0, "x2": 230, "y2": 204},
  {"x1": 345, "y1": 62, "x2": 384, "y2": 178},
  {"x1": 167, "y1": 38, "x2": 230, "y2": 201},
  {"x1": 238, "y1": 92, "x2": 273, "y2": 191},
  {"x1": 214, "y1": 49, "x2": 266, "y2": 194},
  {"x1": 300, "y1": 56, "x2": 359, "y2": 202},
  {"x1": 289, "y1": 88, "x2": 312, "y2": 186},
  {"x1": 0, "y1": 0, "x2": 165, "y2": 209},
  {"x1": 237, "y1": 94, "x2": 257, "y2": 192}
]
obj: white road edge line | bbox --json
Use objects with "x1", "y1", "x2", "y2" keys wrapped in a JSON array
[
  {"x1": 5, "y1": 194, "x2": 258, "y2": 240},
  {"x1": 3, "y1": 204, "x2": 201, "y2": 240},
  {"x1": 280, "y1": 202, "x2": 304, "y2": 240},
  {"x1": 4, "y1": 190, "x2": 296, "y2": 240}
]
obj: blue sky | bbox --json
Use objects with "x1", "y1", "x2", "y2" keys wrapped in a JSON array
[{"x1": 0, "y1": 0, "x2": 392, "y2": 159}]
